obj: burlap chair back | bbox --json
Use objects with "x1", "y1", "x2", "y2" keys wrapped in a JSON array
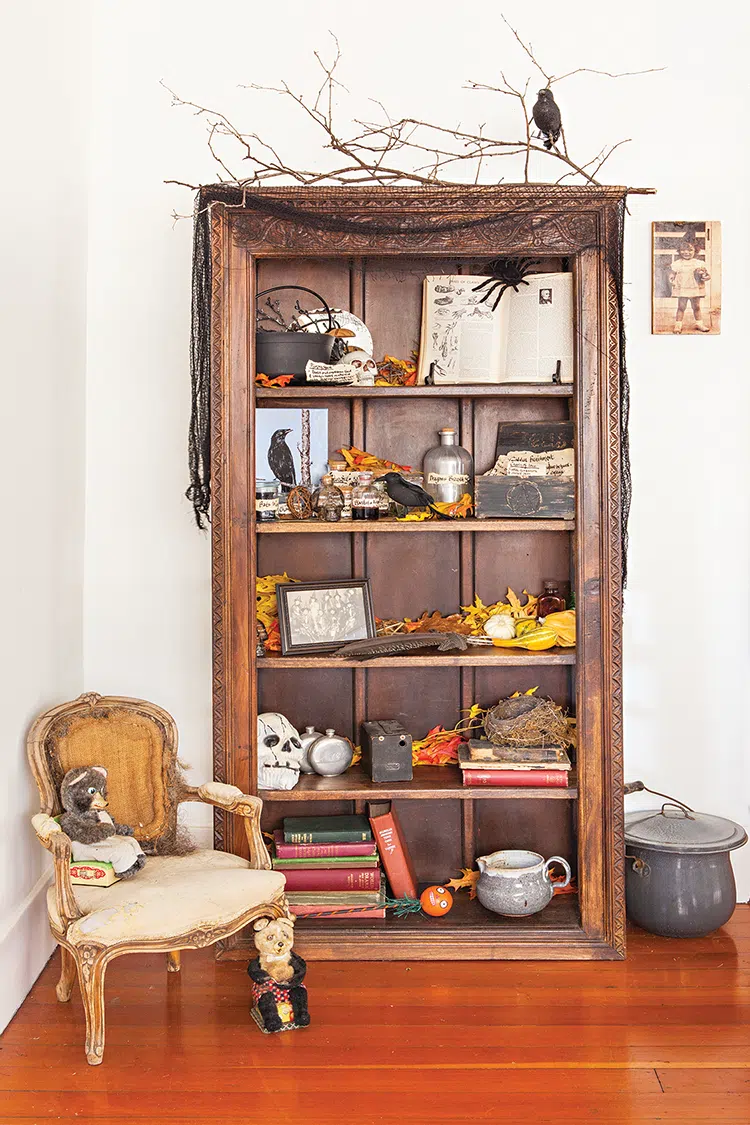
[{"x1": 28, "y1": 694, "x2": 180, "y2": 845}]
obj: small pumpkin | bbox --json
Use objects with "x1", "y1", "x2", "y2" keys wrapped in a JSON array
[
  {"x1": 484, "y1": 613, "x2": 516, "y2": 640},
  {"x1": 420, "y1": 885, "x2": 454, "y2": 917}
]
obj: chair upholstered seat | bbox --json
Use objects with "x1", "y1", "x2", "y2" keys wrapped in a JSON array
[{"x1": 47, "y1": 850, "x2": 286, "y2": 946}]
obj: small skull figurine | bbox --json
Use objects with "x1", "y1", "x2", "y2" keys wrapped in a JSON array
[
  {"x1": 340, "y1": 350, "x2": 376, "y2": 386},
  {"x1": 257, "y1": 713, "x2": 305, "y2": 790}
]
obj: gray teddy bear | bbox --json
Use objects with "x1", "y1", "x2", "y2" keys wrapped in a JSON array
[{"x1": 59, "y1": 766, "x2": 145, "y2": 880}]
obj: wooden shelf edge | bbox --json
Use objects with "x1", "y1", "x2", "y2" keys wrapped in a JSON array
[
  {"x1": 260, "y1": 772, "x2": 578, "y2": 801},
  {"x1": 220, "y1": 936, "x2": 621, "y2": 961},
  {"x1": 256, "y1": 383, "x2": 574, "y2": 399},
  {"x1": 259, "y1": 648, "x2": 576, "y2": 669},
  {"x1": 258, "y1": 518, "x2": 575, "y2": 534}
]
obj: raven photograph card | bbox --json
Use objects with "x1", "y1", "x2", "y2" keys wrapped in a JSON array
[
  {"x1": 652, "y1": 222, "x2": 721, "y2": 335},
  {"x1": 255, "y1": 408, "x2": 329, "y2": 494}
]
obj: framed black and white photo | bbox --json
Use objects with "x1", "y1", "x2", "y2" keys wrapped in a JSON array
[{"x1": 276, "y1": 579, "x2": 376, "y2": 656}]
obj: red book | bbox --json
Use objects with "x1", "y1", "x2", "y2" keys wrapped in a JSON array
[
  {"x1": 289, "y1": 903, "x2": 386, "y2": 919},
  {"x1": 273, "y1": 830, "x2": 377, "y2": 859},
  {"x1": 463, "y1": 769, "x2": 568, "y2": 787},
  {"x1": 368, "y1": 802, "x2": 418, "y2": 899},
  {"x1": 280, "y1": 866, "x2": 382, "y2": 892}
]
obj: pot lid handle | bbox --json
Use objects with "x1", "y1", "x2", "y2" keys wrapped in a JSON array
[
  {"x1": 661, "y1": 802, "x2": 695, "y2": 820},
  {"x1": 625, "y1": 781, "x2": 694, "y2": 814}
]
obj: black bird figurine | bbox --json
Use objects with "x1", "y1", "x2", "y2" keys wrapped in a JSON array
[
  {"x1": 376, "y1": 471, "x2": 452, "y2": 519},
  {"x1": 532, "y1": 88, "x2": 562, "y2": 150},
  {"x1": 267, "y1": 428, "x2": 297, "y2": 493}
]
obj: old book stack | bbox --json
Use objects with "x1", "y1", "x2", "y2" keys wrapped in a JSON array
[
  {"x1": 273, "y1": 814, "x2": 386, "y2": 919},
  {"x1": 460, "y1": 740, "x2": 572, "y2": 788}
]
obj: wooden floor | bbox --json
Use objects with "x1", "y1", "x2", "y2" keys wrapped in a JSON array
[{"x1": 3, "y1": 908, "x2": 750, "y2": 1124}]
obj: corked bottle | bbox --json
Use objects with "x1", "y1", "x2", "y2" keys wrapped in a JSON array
[
  {"x1": 422, "y1": 428, "x2": 473, "y2": 504},
  {"x1": 351, "y1": 471, "x2": 380, "y2": 521}
]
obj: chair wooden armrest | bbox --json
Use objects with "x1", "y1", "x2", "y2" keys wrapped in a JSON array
[
  {"x1": 31, "y1": 814, "x2": 83, "y2": 929},
  {"x1": 181, "y1": 783, "x2": 272, "y2": 870}
]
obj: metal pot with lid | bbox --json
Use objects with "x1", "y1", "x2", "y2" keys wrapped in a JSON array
[{"x1": 624, "y1": 781, "x2": 747, "y2": 938}]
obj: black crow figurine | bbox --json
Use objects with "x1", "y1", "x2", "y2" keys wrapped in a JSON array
[
  {"x1": 377, "y1": 472, "x2": 452, "y2": 519},
  {"x1": 267, "y1": 428, "x2": 297, "y2": 492},
  {"x1": 532, "y1": 88, "x2": 562, "y2": 150}
]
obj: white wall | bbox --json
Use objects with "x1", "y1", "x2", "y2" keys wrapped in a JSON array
[{"x1": 0, "y1": 2, "x2": 90, "y2": 1030}]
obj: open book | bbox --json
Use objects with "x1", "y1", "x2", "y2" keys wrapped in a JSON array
[{"x1": 417, "y1": 273, "x2": 574, "y2": 385}]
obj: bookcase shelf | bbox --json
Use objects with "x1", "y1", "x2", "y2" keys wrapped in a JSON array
[
  {"x1": 259, "y1": 649, "x2": 575, "y2": 669},
  {"x1": 219, "y1": 894, "x2": 593, "y2": 962},
  {"x1": 262, "y1": 764, "x2": 578, "y2": 801},
  {"x1": 256, "y1": 383, "x2": 574, "y2": 400},
  {"x1": 257, "y1": 518, "x2": 575, "y2": 534},
  {"x1": 210, "y1": 185, "x2": 626, "y2": 963}
]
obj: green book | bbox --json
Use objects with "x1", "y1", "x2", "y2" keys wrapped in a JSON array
[
  {"x1": 287, "y1": 888, "x2": 385, "y2": 906},
  {"x1": 273, "y1": 855, "x2": 379, "y2": 869},
  {"x1": 283, "y1": 814, "x2": 372, "y2": 845}
]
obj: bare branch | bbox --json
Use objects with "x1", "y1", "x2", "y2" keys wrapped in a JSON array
[{"x1": 164, "y1": 23, "x2": 661, "y2": 193}]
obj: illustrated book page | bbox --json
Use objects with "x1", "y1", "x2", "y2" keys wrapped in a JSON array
[{"x1": 417, "y1": 273, "x2": 574, "y2": 384}]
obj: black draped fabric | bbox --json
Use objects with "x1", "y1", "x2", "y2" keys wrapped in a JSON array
[{"x1": 187, "y1": 186, "x2": 632, "y2": 585}]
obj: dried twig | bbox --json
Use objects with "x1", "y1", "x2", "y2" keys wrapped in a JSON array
[{"x1": 165, "y1": 23, "x2": 663, "y2": 190}]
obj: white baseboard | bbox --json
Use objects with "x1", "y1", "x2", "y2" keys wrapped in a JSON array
[{"x1": 0, "y1": 869, "x2": 56, "y2": 1033}]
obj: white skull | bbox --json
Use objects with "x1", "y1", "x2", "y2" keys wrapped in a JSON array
[
  {"x1": 257, "y1": 712, "x2": 304, "y2": 790},
  {"x1": 343, "y1": 350, "x2": 377, "y2": 386}
]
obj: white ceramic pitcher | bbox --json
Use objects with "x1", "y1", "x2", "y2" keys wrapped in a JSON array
[{"x1": 476, "y1": 849, "x2": 572, "y2": 916}]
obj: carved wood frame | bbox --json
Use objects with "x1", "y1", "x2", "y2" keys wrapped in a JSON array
[{"x1": 209, "y1": 185, "x2": 626, "y2": 959}]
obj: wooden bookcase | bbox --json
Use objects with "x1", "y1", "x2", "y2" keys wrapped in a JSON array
[{"x1": 209, "y1": 186, "x2": 626, "y2": 961}]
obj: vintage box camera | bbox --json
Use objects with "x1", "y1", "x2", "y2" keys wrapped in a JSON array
[{"x1": 360, "y1": 720, "x2": 413, "y2": 783}]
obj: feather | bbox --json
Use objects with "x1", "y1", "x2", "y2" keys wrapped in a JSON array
[{"x1": 334, "y1": 632, "x2": 469, "y2": 660}]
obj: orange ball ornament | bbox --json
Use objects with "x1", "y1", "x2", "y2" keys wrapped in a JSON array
[{"x1": 420, "y1": 885, "x2": 453, "y2": 917}]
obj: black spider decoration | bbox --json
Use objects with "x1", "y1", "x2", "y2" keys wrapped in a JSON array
[{"x1": 472, "y1": 258, "x2": 540, "y2": 311}]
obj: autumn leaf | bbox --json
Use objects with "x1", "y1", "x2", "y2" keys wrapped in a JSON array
[{"x1": 447, "y1": 868, "x2": 480, "y2": 899}]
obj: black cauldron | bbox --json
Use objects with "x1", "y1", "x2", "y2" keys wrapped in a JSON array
[{"x1": 256, "y1": 286, "x2": 335, "y2": 381}]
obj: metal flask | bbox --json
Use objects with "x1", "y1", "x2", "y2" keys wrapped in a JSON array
[
  {"x1": 422, "y1": 428, "x2": 474, "y2": 505},
  {"x1": 298, "y1": 726, "x2": 323, "y2": 774},
  {"x1": 308, "y1": 729, "x2": 354, "y2": 777}
]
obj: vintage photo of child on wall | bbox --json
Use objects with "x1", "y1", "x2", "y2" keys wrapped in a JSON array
[{"x1": 652, "y1": 222, "x2": 721, "y2": 335}]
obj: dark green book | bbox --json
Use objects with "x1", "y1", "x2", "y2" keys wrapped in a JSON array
[{"x1": 283, "y1": 814, "x2": 372, "y2": 845}]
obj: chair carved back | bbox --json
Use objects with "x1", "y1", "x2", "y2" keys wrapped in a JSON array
[{"x1": 27, "y1": 693, "x2": 181, "y2": 845}]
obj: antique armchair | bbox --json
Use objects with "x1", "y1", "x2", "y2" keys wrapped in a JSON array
[{"x1": 28, "y1": 692, "x2": 289, "y2": 1065}]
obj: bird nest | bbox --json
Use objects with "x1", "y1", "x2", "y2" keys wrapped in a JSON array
[{"x1": 484, "y1": 696, "x2": 573, "y2": 748}]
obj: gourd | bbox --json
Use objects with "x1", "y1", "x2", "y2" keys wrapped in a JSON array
[{"x1": 483, "y1": 613, "x2": 516, "y2": 640}]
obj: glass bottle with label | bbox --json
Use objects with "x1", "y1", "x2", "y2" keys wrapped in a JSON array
[
  {"x1": 255, "y1": 479, "x2": 280, "y2": 522},
  {"x1": 422, "y1": 428, "x2": 474, "y2": 505},
  {"x1": 351, "y1": 471, "x2": 380, "y2": 521},
  {"x1": 537, "y1": 580, "x2": 566, "y2": 617}
]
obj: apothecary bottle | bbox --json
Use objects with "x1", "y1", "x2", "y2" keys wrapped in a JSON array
[
  {"x1": 537, "y1": 581, "x2": 566, "y2": 617},
  {"x1": 255, "y1": 479, "x2": 280, "y2": 522},
  {"x1": 351, "y1": 471, "x2": 380, "y2": 521},
  {"x1": 314, "y1": 474, "x2": 344, "y2": 522},
  {"x1": 422, "y1": 428, "x2": 473, "y2": 504}
]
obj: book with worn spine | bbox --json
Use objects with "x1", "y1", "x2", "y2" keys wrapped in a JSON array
[
  {"x1": 460, "y1": 743, "x2": 571, "y2": 770},
  {"x1": 463, "y1": 769, "x2": 569, "y2": 788},
  {"x1": 281, "y1": 866, "x2": 382, "y2": 892},
  {"x1": 283, "y1": 814, "x2": 372, "y2": 845},
  {"x1": 368, "y1": 801, "x2": 418, "y2": 899},
  {"x1": 273, "y1": 829, "x2": 377, "y2": 859}
]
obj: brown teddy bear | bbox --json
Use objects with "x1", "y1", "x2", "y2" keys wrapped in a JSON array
[{"x1": 247, "y1": 916, "x2": 309, "y2": 1033}]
